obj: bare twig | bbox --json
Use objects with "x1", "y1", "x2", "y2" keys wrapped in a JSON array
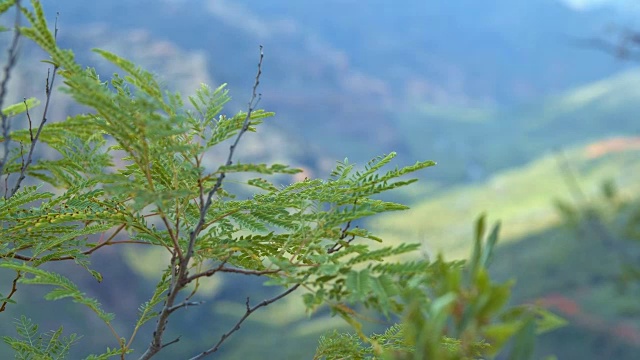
[
  {"x1": 196, "y1": 155, "x2": 205, "y2": 211},
  {"x1": 138, "y1": 46, "x2": 264, "y2": 360},
  {"x1": 162, "y1": 336, "x2": 181, "y2": 349},
  {"x1": 570, "y1": 37, "x2": 640, "y2": 62},
  {"x1": 183, "y1": 257, "x2": 231, "y2": 303},
  {"x1": 328, "y1": 199, "x2": 359, "y2": 254},
  {"x1": 0, "y1": 0, "x2": 22, "y2": 191},
  {"x1": 25, "y1": 97, "x2": 32, "y2": 140},
  {"x1": 167, "y1": 300, "x2": 204, "y2": 314},
  {"x1": 185, "y1": 266, "x2": 280, "y2": 284},
  {"x1": 0, "y1": 271, "x2": 21, "y2": 313},
  {"x1": 9, "y1": 12, "x2": 60, "y2": 197},
  {"x1": 570, "y1": 25, "x2": 640, "y2": 62},
  {"x1": 328, "y1": 220, "x2": 357, "y2": 254},
  {"x1": 188, "y1": 283, "x2": 301, "y2": 360}
]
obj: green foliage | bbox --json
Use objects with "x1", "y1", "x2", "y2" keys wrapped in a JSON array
[
  {"x1": 0, "y1": 1, "x2": 559, "y2": 358},
  {"x1": 553, "y1": 177, "x2": 640, "y2": 290},
  {"x1": 314, "y1": 216, "x2": 566, "y2": 360},
  {"x1": 314, "y1": 325, "x2": 411, "y2": 360},
  {"x1": 1, "y1": 315, "x2": 79, "y2": 360},
  {"x1": 1, "y1": 97, "x2": 39, "y2": 118},
  {"x1": 0, "y1": 262, "x2": 113, "y2": 323}
]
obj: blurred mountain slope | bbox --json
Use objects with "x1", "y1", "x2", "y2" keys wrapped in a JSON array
[
  {"x1": 375, "y1": 70, "x2": 640, "y2": 256},
  {"x1": 377, "y1": 67, "x2": 640, "y2": 248},
  {"x1": 39, "y1": 0, "x2": 635, "y2": 166},
  {"x1": 372, "y1": 140, "x2": 640, "y2": 258},
  {"x1": 395, "y1": 68, "x2": 640, "y2": 185},
  {"x1": 0, "y1": 1, "x2": 638, "y2": 358}
]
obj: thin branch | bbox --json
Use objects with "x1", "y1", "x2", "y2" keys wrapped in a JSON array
[
  {"x1": 327, "y1": 199, "x2": 359, "y2": 254},
  {"x1": 5, "y1": 224, "x2": 146, "y2": 261},
  {"x1": 196, "y1": 155, "x2": 205, "y2": 211},
  {"x1": 185, "y1": 45, "x2": 263, "y2": 261},
  {"x1": 188, "y1": 283, "x2": 301, "y2": 360},
  {"x1": 569, "y1": 24, "x2": 640, "y2": 62},
  {"x1": 26, "y1": 96, "x2": 32, "y2": 140},
  {"x1": 159, "y1": 215, "x2": 182, "y2": 260},
  {"x1": 162, "y1": 336, "x2": 181, "y2": 349},
  {"x1": 167, "y1": 300, "x2": 204, "y2": 314},
  {"x1": 7, "y1": 239, "x2": 150, "y2": 261},
  {"x1": 185, "y1": 266, "x2": 280, "y2": 284},
  {"x1": 0, "y1": 0, "x2": 22, "y2": 189},
  {"x1": 570, "y1": 37, "x2": 640, "y2": 61},
  {"x1": 0, "y1": 270, "x2": 21, "y2": 313},
  {"x1": 10, "y1": 12, "x2": 59, "y2": 197},
  {"x1": 328, "y1": 220, "x2": 356, "y2": 254},
  {"x1": 138, "y1": 46, "x2": 264, "y2": 360},
  {"x1": 184, "y1": 257, "x2": 231, "y2": 302}
]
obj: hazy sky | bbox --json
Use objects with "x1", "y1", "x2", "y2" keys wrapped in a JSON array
[{"x1": 560, "y1": 0, "x2": 640, "y2": 12}]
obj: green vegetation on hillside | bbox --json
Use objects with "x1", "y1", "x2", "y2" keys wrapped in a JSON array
[
  {"x1": 373, "y1": 144, "x2": 640, "y2": 258},
  {"x1": 369, "y1": 67, "x2": 640, "y2": 358},
  {"x1": 395, "y1": 70, "x2": 640, "y2": 186},
  {"x1": 0, "y1": 2, "x2": 562, "y2": 359}
]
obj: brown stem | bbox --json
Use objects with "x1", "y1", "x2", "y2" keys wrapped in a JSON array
[
  {"x1": 187, "y1": 284, "x2": 301, "y2": 360},
  {"x1": 0, "y1": 271, "x2": 21, "y2": 313},
  {"x1": 0, "y1": 0, "x2": 22, "y2": 193},
  {"x1": 138, "y1": 46, "x2": 264, "y2": 360}
]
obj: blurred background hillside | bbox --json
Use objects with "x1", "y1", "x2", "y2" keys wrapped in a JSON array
[{"x1": 2, "y1": 0, "x2": 640, "y2": 358}]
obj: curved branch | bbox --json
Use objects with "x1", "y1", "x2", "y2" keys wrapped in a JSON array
[
  {"x1": 0, "y1": 270, "x2": 21, "y2": 313},
  {"x1": 188, "y1": 283, "x2": 301, "y2": 360}
]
